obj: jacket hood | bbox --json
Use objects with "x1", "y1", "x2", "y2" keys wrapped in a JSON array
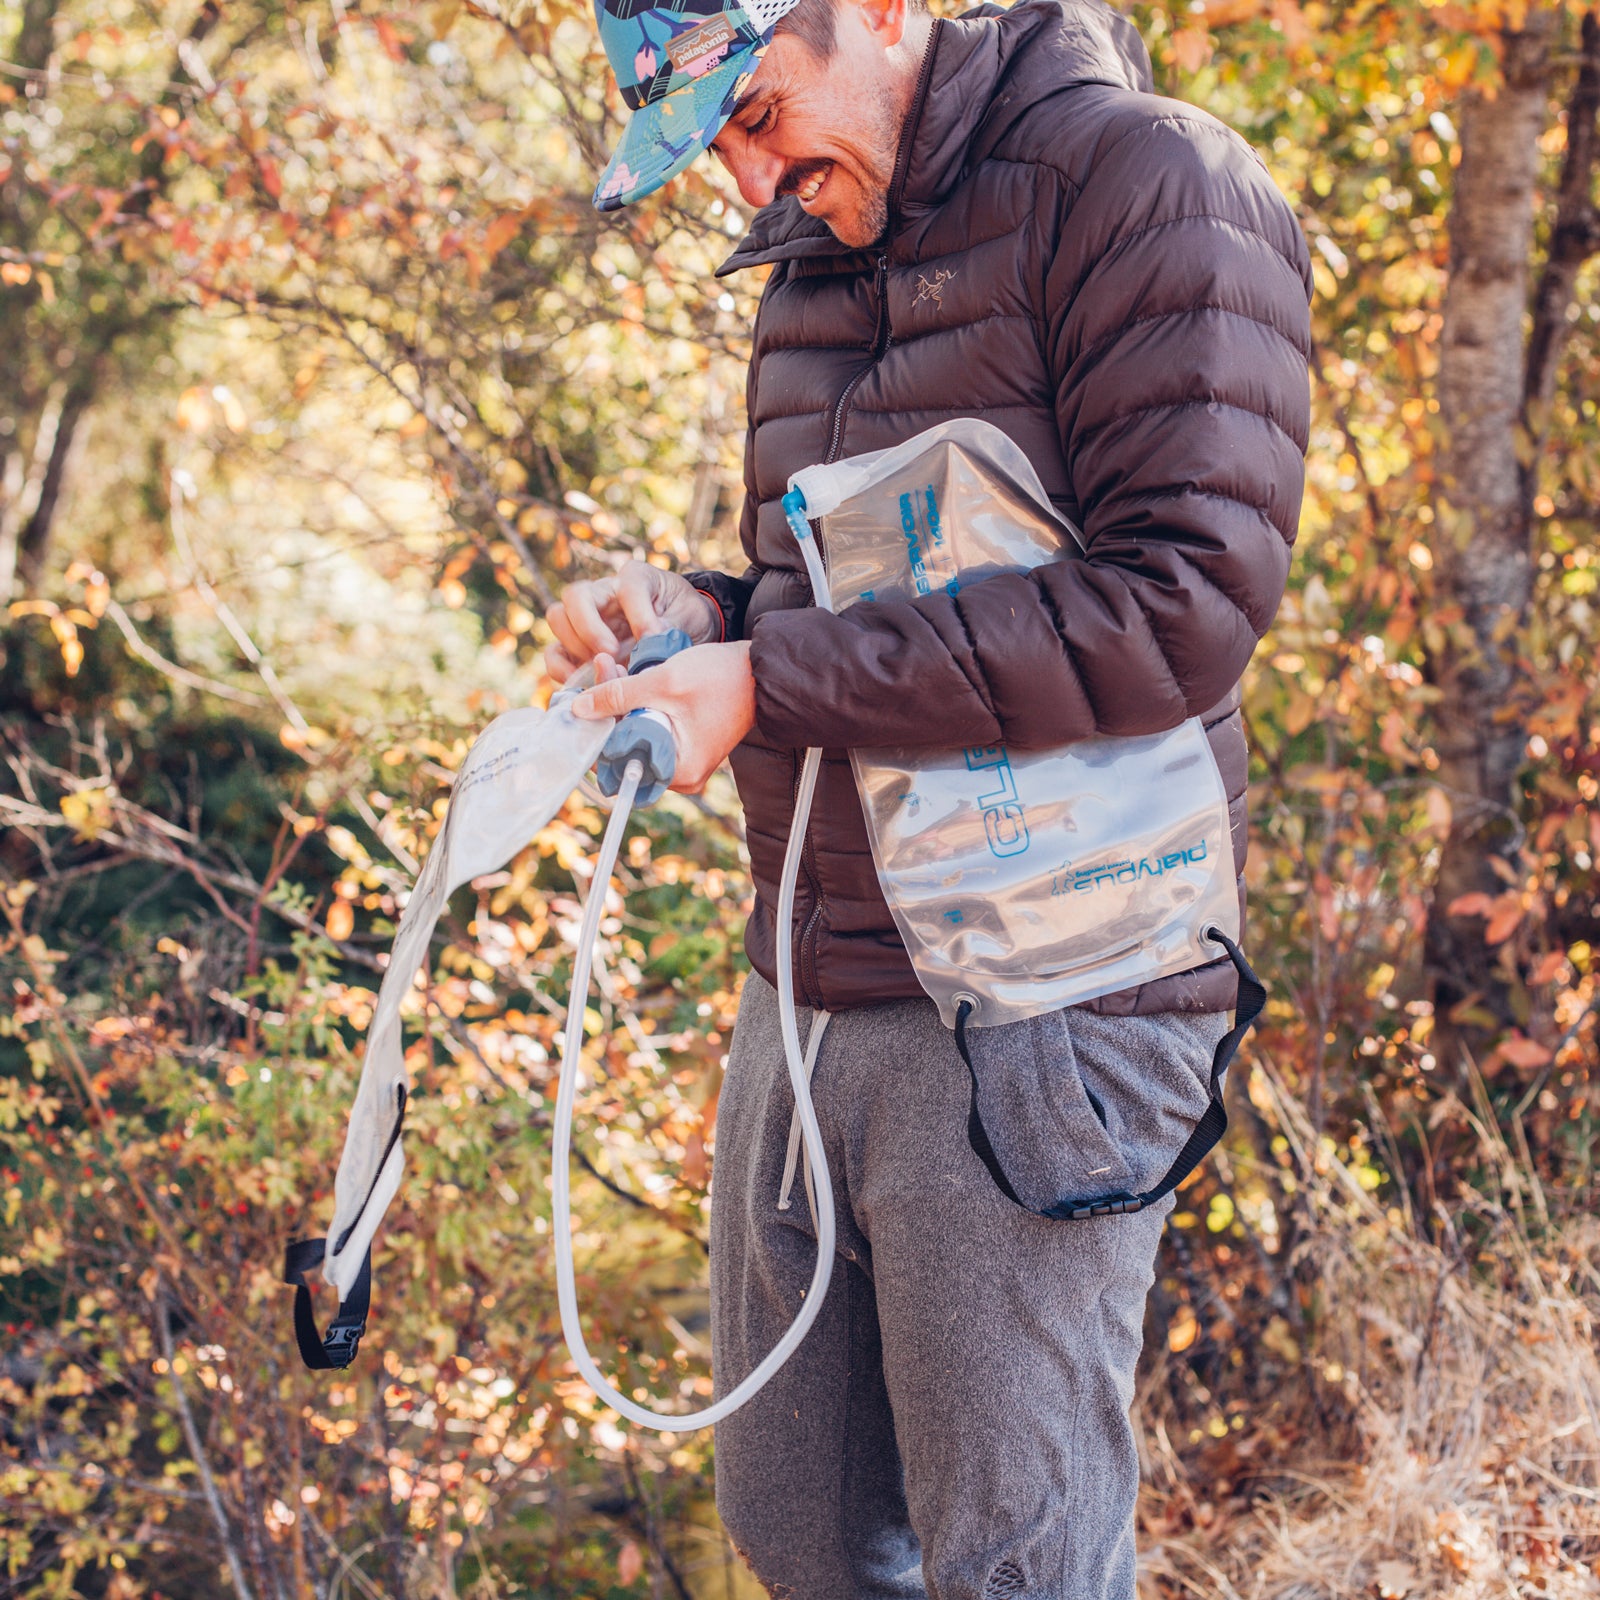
[{"x1": 717, "y1": 0, "x2": 1153, "y2": 277}]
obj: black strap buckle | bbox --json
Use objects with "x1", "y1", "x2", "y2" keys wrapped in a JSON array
[
  {"x1": 1063, "y1": 1194, "x2": 1146, "y2": 1221},
  {"x1": 957, "y1": 927, "x2": 1267, "y2": 1223},
  {"x1": 282, "y1": 1237, "x2": 371, "y2": 1371}
]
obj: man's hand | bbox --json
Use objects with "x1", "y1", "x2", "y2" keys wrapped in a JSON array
[
  {"x1": 546, "y1": 561, "x2": 720, "y2": 683},
  {"x1": 571, "y1": 642, "x2": 755, "y2": 793}
]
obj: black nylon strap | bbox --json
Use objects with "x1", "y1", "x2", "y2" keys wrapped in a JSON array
[
  {"x1": 284, "y1": 1084, "x2": 406, "y2": 1371},
  {"x1": 283, "y1": 1237, "x2": 371, "y2": 1369},
  {"x1": 957, "y1": 928, "x2": 1266, "y2": 1222}
]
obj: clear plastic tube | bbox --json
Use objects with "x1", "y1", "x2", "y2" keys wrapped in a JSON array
[{"x1": 551, "y1": 752, "x2": 836, "y2": 1431}]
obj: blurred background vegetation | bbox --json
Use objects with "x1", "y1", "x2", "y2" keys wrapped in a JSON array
[{"x1": 1, "y1": 0, "x2": 1597, "y2": 1595}]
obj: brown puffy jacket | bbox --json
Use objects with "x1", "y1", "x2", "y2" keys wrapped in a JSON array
[{"x1": 689, "y1": 0, "x2": 1313, "y2": 1018}]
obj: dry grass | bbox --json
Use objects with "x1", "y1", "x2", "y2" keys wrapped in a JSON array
[{"x1": 1138, "y1": 1063, "x2": 1600, "y2": 1600}]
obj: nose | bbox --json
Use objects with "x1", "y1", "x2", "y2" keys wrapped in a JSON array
[{"x1": 715, "y1": 138, "x2": 786, "y2": 210}]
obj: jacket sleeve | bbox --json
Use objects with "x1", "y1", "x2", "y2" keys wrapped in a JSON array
[{"x1": 748, "y1": 110, "x2": 1313, "y2": 750}]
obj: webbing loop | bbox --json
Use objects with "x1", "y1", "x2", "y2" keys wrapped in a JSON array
[
  {"x1": 282, "y1": 1238, "x2": 371, "y2": 1370},
  {"x1": 956, "y1": 929, "x2": 1266, "y2": 1222},
  {"x1": 283, "y1": 1085, "x2": 406, "y2": 1371}
]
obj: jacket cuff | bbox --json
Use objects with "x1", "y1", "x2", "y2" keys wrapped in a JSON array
[{"x1": 686, "y1": 571, "x2": 754, "y2": 643}]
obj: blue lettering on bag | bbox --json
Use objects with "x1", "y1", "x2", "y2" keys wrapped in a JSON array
[
  {"x1": 1052, "y1": 839, "x2": 1211, "y2": 895},
  {"x1": 899, "y1": 492, "x2": 930, "y2": 595},
  {"x1": 964, "y1": 744, "x2": 1030, "y2": 859}
]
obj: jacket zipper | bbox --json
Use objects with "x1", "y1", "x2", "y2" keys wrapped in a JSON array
[
  {"x1": 793, "y1": 251, "x2": 889, "y2": 1008},
  {"x1": 789, "y1": 25, "x2": 942, "y2": 1009}
]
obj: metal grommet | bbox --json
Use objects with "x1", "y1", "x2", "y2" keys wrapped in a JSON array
[{"x1": 953, "y1": 991, "x2": 981, "y2": 1017}]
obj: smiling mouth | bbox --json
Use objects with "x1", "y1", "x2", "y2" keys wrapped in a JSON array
[{"x1": 794, "y1": 162, "x2": 831, "y2": 207}]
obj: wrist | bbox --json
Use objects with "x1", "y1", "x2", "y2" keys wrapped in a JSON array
[{"x1": 690, "y1": 586, "x2": 724, "y2": 644}]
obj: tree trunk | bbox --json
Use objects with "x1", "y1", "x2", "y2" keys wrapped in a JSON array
[
  {"x1": 14, "y1": 376, "x2": 91, "y2": 597},
  {"x1": 11, "y1": 0, "x2": 60, "y2": 76},
  {"x1": 1425, "y1": 19, "x2": 1553, "y2": 1071}
]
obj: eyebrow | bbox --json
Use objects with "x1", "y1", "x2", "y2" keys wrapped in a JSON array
[{"x1": 730, "y1": 84, "x2": 773, "y2": 122}]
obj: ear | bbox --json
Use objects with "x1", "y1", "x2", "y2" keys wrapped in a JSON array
[{"x1": 849, "y1": 0, "x2": 910, "y2": 48}]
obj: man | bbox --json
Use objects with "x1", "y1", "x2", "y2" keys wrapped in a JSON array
[{"x1": 552, "y1": 0, "x2": 1312, "y2": 1593}]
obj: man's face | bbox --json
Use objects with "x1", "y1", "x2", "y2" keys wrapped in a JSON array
[{"x1": 709, "y1": 9, "x2": 913, "y2": 249}]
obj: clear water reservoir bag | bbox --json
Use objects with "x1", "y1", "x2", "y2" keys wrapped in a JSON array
[{"x1": 787, "y1": 418, "x2": 1240, "y2": 1027}]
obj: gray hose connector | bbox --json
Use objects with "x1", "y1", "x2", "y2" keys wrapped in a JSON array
[{"x1": 595, "y1": 627, "x2": 693, "y2": 806}]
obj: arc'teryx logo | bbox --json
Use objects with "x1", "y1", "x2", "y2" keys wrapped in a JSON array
[{"x1": 965, "y1": 744, "x2": 1030, "y2": 859}]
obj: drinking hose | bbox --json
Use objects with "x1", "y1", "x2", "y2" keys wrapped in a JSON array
[{"x1": 550, "y1": 496, "x2": 836, "y2": 1429}]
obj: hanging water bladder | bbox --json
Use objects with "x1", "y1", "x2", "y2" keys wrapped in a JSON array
[{"x1": 285, "y1": 631, "x2": 843, "y2": 1436}]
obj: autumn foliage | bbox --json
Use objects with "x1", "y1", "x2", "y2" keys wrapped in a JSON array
[{"x1": 1, "y1": 2, "x2": 1597, "y2": 1597}]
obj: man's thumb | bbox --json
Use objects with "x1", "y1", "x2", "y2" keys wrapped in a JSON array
[{"x1": 570, "y1": 673, "x2": 644, "y2": 721}]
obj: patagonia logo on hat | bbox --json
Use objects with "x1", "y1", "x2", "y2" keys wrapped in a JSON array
[{"x1": 667, "y1": 14, "x2": 737, "y2": 73}]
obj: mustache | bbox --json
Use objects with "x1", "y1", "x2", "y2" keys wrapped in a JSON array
[{"x1": 776, "y1": 159, "x2": 831, "y2": 199}]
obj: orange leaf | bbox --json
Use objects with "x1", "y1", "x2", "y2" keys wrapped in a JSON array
[
  {"x1": 483, "y1": 211, "x2": 522, "y2": 259},
  {"x1": 1528, "y1": 950, "x2": 1569, "y2": 987},
  {"x1": 373, "y1": 16, "x2": 407, "y2": 61},
  {"x1": 175, "y1": 386, "x2": 213, "y2": 432},
  {"x1": 258, "y1": 154, "x2": 282, "y2": 200},
  {"x1": 1484, "y1": 898, "x2": 1523, "y2": 946},
  {"x1": 1447, "y1": 892, "x2": 1493, "y2": 919},
  {"x1": 1270, "y1": 0, "x2": 1311, "y2": 47},
  {"x1": 681, "y1": 1127, "x2": 707, "y2": 1189},
  {"x1": 1498, "y1": 1034, "x2": 1551, "y2": 1070},
  {"x1": 1170, "y1": 27, "x2": 1214, "y2": 73},
  {"x1": 617, "y1": 1541, "x2": 643, "y2": 1586},
  {"x1": 1201, "y1": 0, "x2": 1263, "y2": 24}
]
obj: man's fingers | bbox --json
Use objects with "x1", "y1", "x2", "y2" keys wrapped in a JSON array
[
  {"x1": 615, "y1": 564, "x2": 665, "y2": 645},
  {"x1": 546, "y1": 640, "x2": 576, "y2": 683},
  {"x1": 561, "y1": 583, "x2": 623, "y2": 660}
]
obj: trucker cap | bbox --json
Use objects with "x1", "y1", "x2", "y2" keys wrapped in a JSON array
[{"x1": 592, "y1": 0, "x2": 801, "y2": 210}]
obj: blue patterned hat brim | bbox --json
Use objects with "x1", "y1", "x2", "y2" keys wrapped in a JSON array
[{"x1": 592, "y1": 43, "x2": 766, "y2": 211}]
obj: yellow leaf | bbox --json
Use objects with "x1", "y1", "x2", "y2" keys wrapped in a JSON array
[
  {"x1": 215, "y1": 385, "x2": 247, "y2": 432},
  {"x1": 60, "y1": 789, "x2": 114, "y2": 841},
  {"x1": 1168, "y1": 1307, "x2": 1199, "y2": 1353},
  {"x1": 326, "y1": 901, "x2": 355, "y2": 942}
]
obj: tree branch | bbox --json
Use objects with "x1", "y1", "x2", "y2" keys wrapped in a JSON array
[{"x1": 156, "y1": 1287, "x2": 259, "y2": 1600}]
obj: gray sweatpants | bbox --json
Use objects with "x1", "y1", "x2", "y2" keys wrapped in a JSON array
[{"x1": 710, "y1": 975, "x2": 1229, "y2": 1600}]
